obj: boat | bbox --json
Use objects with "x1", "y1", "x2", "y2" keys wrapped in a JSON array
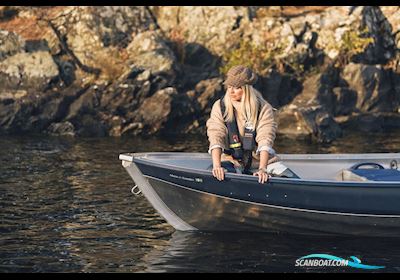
[{"x1": 119, "y1": 152, "x2": 400, "y2": 236}]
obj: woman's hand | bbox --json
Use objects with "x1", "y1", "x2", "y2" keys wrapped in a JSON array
[
  {"x1": 253, "y1": 169, "x2": 270, "y2": 184},
  {"x1": 212, "y1": 166, "x2": 226, "y2": 181},
  {"x1": 211, "y1": 148, "x2": 224, "y2": 181}
]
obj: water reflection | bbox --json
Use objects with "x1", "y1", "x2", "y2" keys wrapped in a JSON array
[
  {"x1": 0, "y1": 131, "x2": 399, "y2": 272},
  {"x1": 140, "y1": 231, "x2": 400, "y2": 272}
]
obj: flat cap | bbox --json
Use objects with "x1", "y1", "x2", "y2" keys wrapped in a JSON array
[{"x1": 223, "y1": 65, "x2": 258, "y2": 88}]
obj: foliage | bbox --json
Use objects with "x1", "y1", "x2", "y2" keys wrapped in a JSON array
[
  {"x1": 94, "y1": 47, "x2": 129, "y2": 82},
  {"x1": 219, "y1": 39, "x2": 309, "y2": 79},
  {"x1": 220, "y1": 40, "x2": 286, "y2": 76},
  {"x1": 335, "y1": 28, "x2": 374, "y2": 67}
]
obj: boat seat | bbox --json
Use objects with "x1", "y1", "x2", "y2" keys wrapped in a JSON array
[{"x1": 337, "y1": 162, "x2": 400, "y2": 182}]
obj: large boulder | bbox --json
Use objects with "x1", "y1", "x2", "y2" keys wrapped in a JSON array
[
  {"x1": 381, "y1": 6, "x2": 400, "y2": 50},
  {"x1": 47, "y1": 121, "x2": 75, "y2": 136},
  {"x1": 275, "y1": 69, "x2": 343, "y2": 143},
  {"x1": 332, "y1": 87, "x2": 358, "y2": 116},
  {"x1": 50, "y1": 6, "x2": 153, "y2": 63},
  {"x1": 256, "y1": 70, "x2": 303, "y2": 109},
  {"x1": 277, "y1": 104, "x2": 342, "y2": 143},
  {"x1": 192, "y1": 77, "x2": 224, "y2": 114},
  {"x1": 126, "y1": 30, "x2": 179, "y2": 80},
  {"x1": 0, "y1": 50, "x2": 59, "y2": 91},
  {"x1": 342, "y1": 63, "x2": 395, "y2": 113},
  {"x1": 132, "y1": 87, "x2": 194, "y2": 135},
  {"x1": 353, "y1": 6, "x2": 397, "y2": 64},
  {"x1": 89, "y1": 6, "x2": 153, "y2": 48},
  {"x1": 154, "y1": 6, "x2": 249, "y2": 56}
]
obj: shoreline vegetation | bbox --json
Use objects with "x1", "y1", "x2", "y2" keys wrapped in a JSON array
[{"x1": 0, "y1": 6, "x2": 399, "y2": 143}]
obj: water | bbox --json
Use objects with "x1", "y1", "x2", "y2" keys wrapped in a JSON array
[{"x1": 1, "y1": 131, "x2": 400, "y2": 272}]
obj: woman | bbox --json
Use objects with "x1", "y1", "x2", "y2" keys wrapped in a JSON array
[{"x1": 206, "y1": 65, "x2": 278, "y2": 184}]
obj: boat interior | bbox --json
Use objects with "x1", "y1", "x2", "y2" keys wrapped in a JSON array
[{"x1": 122, "y1": 153, "x2": 400, "y2": 183}]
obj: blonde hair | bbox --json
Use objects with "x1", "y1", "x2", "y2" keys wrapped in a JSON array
[{"x1": 222, "y1": 85, "x2": 267, "y2": 128}]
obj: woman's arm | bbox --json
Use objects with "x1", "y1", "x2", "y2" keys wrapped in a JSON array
[
  {"x1": 258, "y1": 150, "x2": 269, "y2": 170},
  {"x1": 255, "y1": 103, "x2": 277, "y2": 155},
  {"x1": 207, "y1": 100, "x2": 228, "y2": 181},
  {"x1": 253, "y1": 150, "x2": 270, "y2": 183},
  {"x1": 254, "y1": 103, "x2": 277, "y2": 184},
  {"x1": 211, "y1": 148, "x2": 225, "y2": 181}
]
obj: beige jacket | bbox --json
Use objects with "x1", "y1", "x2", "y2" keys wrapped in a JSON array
[{"x1": 206, "y1": 99, "x2": 278, "y2": 165}]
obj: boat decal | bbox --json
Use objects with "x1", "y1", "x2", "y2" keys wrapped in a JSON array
[{"x1": 169, "y1": 173, "x2": 203, "y2": 183}]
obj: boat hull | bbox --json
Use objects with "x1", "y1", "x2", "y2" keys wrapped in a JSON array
[
  {"x1": 147, "y1": 176, "x2": 400, "y2": 236},
  {"x1": 121, "y1": 153, "x2": 400, "y2": 236}
]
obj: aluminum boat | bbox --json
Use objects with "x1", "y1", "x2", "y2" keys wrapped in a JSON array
[{"x1": 119, "y1": 152, "x2": 400, "y2": 236}]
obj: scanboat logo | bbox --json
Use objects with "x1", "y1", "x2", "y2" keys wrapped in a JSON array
[{"x1": 295, "y1": 254, "x2": 385, "y2": 270}]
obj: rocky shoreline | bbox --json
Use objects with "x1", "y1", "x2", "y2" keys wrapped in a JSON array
[{"x1": 0, "y1": 6, "x2": 399, "y2": 143}]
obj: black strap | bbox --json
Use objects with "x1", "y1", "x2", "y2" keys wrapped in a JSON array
[
  {"x1": 220, "y1": 98, "x2": 262, "y2": 173},
  {"x1": 220, "y1": 98, "x2": 243, "y2": 160}
]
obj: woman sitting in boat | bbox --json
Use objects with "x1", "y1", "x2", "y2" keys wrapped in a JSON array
[{"x1": 206, "y1": 65, "x2": 278, "y2": 184}]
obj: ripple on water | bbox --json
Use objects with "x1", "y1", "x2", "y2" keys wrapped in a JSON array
[{"x1": 1, "y1": 132, "x2": 400, "y2": 272}]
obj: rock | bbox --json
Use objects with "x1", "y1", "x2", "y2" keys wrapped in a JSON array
[
  {"x1": 392, "y1": 72, "x2": 400, "y2": 111},
  {"x1": 136, "y1": 70, "x2": 151, "y2": 82},
  {"x1": 47, "y1": 121, "x2": 75, "y2": 136},
  {"x1": 66, "y1": 87, "x2": 101, "y2": 120},
  {"x1": 0, "y1": 7, "x2": 19, "y2": 22},
  {"x1": 99, "y1": 70, "x2": 172, "y2": 118},
  {"x1": 292, "y1": 67, "x2": 339, "y2": 114},
  {"x1": 276, "y1": 105, "x2": 314, "y2": 139},
  {"x1": 155, "y1": 6, "x2": 248, "y2": 56},
  {"x1": 277, "y1": 104, "x2": 342, "y2": 143},
  {"x1": 0, "y1": 84, "x2": 85, "y2": 134},
  {"x1": 342, "y1": 63, "x2": 395, "y2": 113},
  {"x1": 353, "y1": 6, "x2": 397, "y2": 64},
  {"x1": 126, "y1": 30, "x2": 179, "y2": 80},
  {"x1": 101, "y1": 86, "x2": 138, "y2": 117},
  {"x1": 24, "y1": 39, "x2": 50, "y2": 53},
  {"x1": 338, "y1": 112, "x2": 400, "y2": 132},
  {"x1": 51, "y1": 6, "x2": 153, "y2": 66},
  {"x1": 0, "y1": 90, "x2": 27, "y2": 104},
  {"x1": 256, "y1": 70, "x2": 302, "y2": 108},
  {"x1": 74, "y1": 114, "x2": 108, "y2": 137},
  {"x1": 194, "y1": 77, "x2": 224, "y2": 113},
  {"x1": 0, "y1": 29, "x2": 25, "y2": 61},
  {"x1": 311, "y1": 109, "x2": 343, "y2": 142},
  {"x1": 54, "y1": 59, "x2": 76, "y2": 87},
  {"x1": 134, "y1": 87, "x2": 178, "y2": 134},
  {"x1": 89, "y1": 6, "x2": 152, "y2": 48},
  {"x1": 332, "y1": 87, "x2": 357, "y2": 116},
  {"x1": 1, "y1": 6, "x2": 399, "y2": 140},
  {"x1": 133, "y1": 87, "x2": 194, "y2": 135},
  {"x1": 381, "y1": 7, "x2": 400, "y2": 50},
  {"x1": 0, "y1": 93, "x2": 40, "y2": 133},
  {"x1": 183, "y1": 43, "x2": 220, "y2": 71},
  {"x1": 275, "y1": 67, "x2": 343, "y2": 143},
  {"x1": 120, "y1": 122, "x2": 143, "y2": 136},
  {"x1": 178, "y1": 43, "x2": 221, "y2": 89},
  {"x1": 0, "y1": 50, "x2": 59, "y2": 91}
]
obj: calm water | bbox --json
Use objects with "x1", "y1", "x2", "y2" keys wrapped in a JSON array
[{"x1": 1, "y1": 131, "x2": 400, "y2": 273}]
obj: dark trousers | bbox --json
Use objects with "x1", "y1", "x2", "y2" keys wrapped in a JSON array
[{"x1": 207, "y1": 161, "x2": 241, "y2": 174}]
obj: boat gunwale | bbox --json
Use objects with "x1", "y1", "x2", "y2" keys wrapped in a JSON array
[{"x1": 119, "y1": 152, "x2": 400, "y2": 187}]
